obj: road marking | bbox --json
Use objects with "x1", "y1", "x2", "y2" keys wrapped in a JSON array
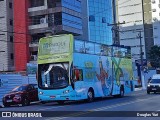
[
  {"x1": 45, "y1": 95, "x2": 160, "y2": 120},
  {"x1": 36, "y1": 105, "x2": 71, "y2": 111},
  {"x1": 90, "y1": 99, "x2": 147, "y2": 111},
  {"x1": 45, "y1": 111, "x2": 93, "y2": 120},
  {"x1": 130, "y1": 92, "x2": 146, "y2": 96}
]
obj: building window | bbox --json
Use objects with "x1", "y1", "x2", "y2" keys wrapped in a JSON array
[
  {"x1": 89, "y1": 15, "x2": 95, "y2": 22},
  {"x1": 10, "y1": 53, "x2": 14, "y2": 60},
  {"x1": 10, "y1": 19, "x2": 13, "y2": 26},
  {"x1": 9, "y1": 2, "x2": 12, "y2": 9},
  {"x1": 0, "y1": 16, "x2": 4, "y2": 19},
  {"x1": 152, "y1": 0, "x2": 155, "y2": 4},
  {"x1": 152, "y1": 9, "x2": 156, "y2": 12},
  {"x1": 10, "y1": 36, "x2": 13, "y2": 42},
  {"x1": 54, "y1": 12, "x2": 62, "y2": 25},
  {"x1": 153, "y1": 17, "x2": 158, "y2": 22},
  {"x1": 102, "y1": 17, "x2": 106, "y2": 23},
  {"x1": 30, "y1": 0, "x2": 44, "y2": 7}
]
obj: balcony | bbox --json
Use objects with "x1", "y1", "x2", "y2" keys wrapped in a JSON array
[
  {"x1": 28, "y1": 6, "x2": 47, "y2": 12},
  {"x1": 29, "y1": 23, "x2": 48, "y2": 30}
]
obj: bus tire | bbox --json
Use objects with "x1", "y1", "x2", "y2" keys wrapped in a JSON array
[
  {"x1": 147, "y1": 91, "x2": 150, "y2": 94},
  {"x1": 87, "y1": 89, "x2": 94, "y2": 102},
  {"x1": 41, "y1": 101, "x2": 46, "y2": 104}
]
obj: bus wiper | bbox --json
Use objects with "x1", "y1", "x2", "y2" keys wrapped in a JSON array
[{"x1": 44, "y1": 64, "x2": 54, "y2": 75}]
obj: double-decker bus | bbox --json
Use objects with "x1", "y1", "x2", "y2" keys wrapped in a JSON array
[{"x1": 37, "y1": 34, "x2": 134, "y2": 104}]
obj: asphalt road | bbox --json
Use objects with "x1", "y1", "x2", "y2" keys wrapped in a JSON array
[{"x1": 0, "y1": 90, "x2": 160, "y2": 120}]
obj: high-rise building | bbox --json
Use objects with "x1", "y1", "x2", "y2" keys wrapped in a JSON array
[
  {"x1": 116, "y1": 0, "x2": 160, "y2": 61},
  {"x1": 14, "y1": 0, "x2": 82, "y2": 71},
  {"x1": 0, "y1": 0, "x2": 14, "y2": 72},
  {"x1": 77, "y1": 0, "x2": 113, "y2": 45},
  {"x1": 151, "y1": 0, "x2": 160, "y2": 45},
  {"x1": 0, "y1": 0, "x2": 114, "y2": 72},
  {"x1": 13, "y1": 0, "x2": 114, "y2": 72}
]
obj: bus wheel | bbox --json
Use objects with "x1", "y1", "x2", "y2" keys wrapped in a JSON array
[
  {"x1": 87, "y1": 89, "x2": 94, "y2": 102},
  {"x1": 41, "y1": 101, "x2": 46, "y2": 104},
  {"x1": 57, "y1": 101, "x2": 65, "y2": 105}
]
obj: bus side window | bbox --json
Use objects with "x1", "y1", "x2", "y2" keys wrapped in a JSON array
[{"x1": 73, "y1": 69, "x2": 83, "y2": 82}]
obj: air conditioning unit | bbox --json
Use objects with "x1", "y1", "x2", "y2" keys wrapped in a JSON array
[
  {"x1": 30, "y1": 55, "x2": 37, "y2": 61},
  {"x1": 40, "y1": 18, "x2": 47, "y2": 24}
]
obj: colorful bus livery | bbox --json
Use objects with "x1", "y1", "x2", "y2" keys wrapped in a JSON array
[{"x1": 37, "y1": 34, "x2": 134, "y2": 104}]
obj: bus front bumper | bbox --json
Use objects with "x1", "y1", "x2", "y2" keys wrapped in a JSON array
[{"x1": 39, "y1": 95, "x2": 75, "y2": 101}]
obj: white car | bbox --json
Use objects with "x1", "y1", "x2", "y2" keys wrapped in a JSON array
[{"x1": 147, "y1": 74, "x2": 160, "y2": 94}]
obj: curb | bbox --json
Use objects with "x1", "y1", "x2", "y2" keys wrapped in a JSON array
[{"x1": 134, "y1": 87, "x2": 143, "y2": 91}]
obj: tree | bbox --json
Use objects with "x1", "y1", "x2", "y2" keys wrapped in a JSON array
[{"x1": 148, "y1": 45, "x2": 160, "y2": 68}]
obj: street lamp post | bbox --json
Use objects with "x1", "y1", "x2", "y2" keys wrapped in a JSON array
[{"x1": 137, "y1": 31, "x2": 146, "y2": 89}]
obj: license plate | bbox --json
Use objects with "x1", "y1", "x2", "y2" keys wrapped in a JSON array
[
  {"x1": 6, "y1": 100, "x2": 12, "y2": 102},
  {"x1": 152, "y1": 88, "x2": 157, "y2": 90},
  {"x1": 50, "y1": 96, "x2": 55, "y2": 99}
]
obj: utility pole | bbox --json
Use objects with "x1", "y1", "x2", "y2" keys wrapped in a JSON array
[
  {"x1": 137, "y1": 31, "x2": 146, "y2": 89},
  {"x1": 107, "y1": 21, "x2": 125, "y2": 45},
  {"x1": 137, "y1": 31, "x2": 143, "y2": 69}
]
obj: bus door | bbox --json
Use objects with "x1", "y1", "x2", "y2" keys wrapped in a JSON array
[{"x1": 72, "y1": 69, "x2": 84, "y2": 94}]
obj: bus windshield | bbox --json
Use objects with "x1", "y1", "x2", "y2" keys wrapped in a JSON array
[{"x1": 38, "y1": 62, "x2": 69, "y2": 89}]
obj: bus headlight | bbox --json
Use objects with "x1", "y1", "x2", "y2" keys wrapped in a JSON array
[
  {"x1": 39, "y1": 91, "x2": 43, "y2": 95},
  {"x1": 147, "y1": 84, "x2": 150, "y2": 87},
  {"x1": 63, "y1": 90, "x2": 69, "y2": 94}
]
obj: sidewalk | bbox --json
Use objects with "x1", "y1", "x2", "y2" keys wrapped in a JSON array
[{"x1": 134, "y1": 87, "x2": 143, "y2": 91}]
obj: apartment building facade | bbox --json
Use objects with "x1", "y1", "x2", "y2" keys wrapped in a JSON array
[
  {"x1": 0, "y1": 0, "x2": 14, "y2": 72},
  {"x1": 13, "y1": 0, "x2": 114, "y2": 72},
  {"x1": 116, "y1": 0, "x2": 160, "y2": 61},
  {"x1": 14, "y1": 0, "x2": 82, "y2": 71},
  {"x1": 0, "y1": 0, "x2": 119, "y2": 72},
  {"x1": 151, "y1": 0, "x2": 160, "y2": 45}
]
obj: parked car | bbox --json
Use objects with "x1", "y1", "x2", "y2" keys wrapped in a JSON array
[
  {"x1": 2, "y1": 84, "x2": 38, "y2": 107},
  {"x1": 147, "y1": 74, "x2": 160, "y2": 94}
]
